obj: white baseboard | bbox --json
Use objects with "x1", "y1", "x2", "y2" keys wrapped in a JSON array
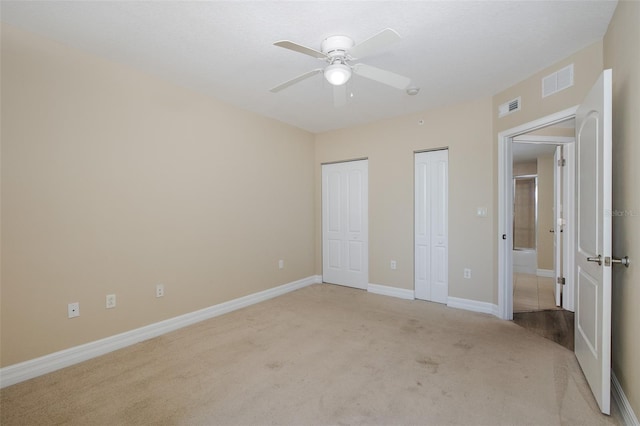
[
  {"x1": 366, "y1": 286, "x2": 500, "y2": 317},
  {"x1": 0, "y1": 275, "x2": 318, "y2": 389},
  {"x1": 448, "y1": 296, "x2": 500, "y2": 317},
  {"x1": 612, "y1": 370, "x2": 640, "y2": 426},
  {"x1": 367, "y1": 283, "x2": 415, "y2": 300},
  {"x1": 537, "y1": 269, "x2": 554, "y2": 278}
]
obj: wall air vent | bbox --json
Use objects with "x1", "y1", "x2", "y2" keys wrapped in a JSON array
[
  {"x1": 498, "y1": 96, "x2": 521, "y2": 118},
  {"x1": 542, "y1": 64, "x2": 574, "y2": 98}
]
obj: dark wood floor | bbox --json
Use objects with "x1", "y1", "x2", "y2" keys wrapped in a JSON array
[{"x1": 513, "y1": 309, "x2": 574, "y2": 351}]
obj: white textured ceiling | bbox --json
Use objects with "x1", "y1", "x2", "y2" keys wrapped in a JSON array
[{"x1": 1, "y1": 1, "x2": 617, "y2": 133}]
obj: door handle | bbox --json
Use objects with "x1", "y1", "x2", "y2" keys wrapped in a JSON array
[
  {"x1": 549, "y1": 228, "x2": 555, "y2": 233},
  {"x1": 606, "y1": 256, "x2": 631, "y2": 268},
  {"x1": 587, "y1": 255, "x2": 602, "y2": 266}
]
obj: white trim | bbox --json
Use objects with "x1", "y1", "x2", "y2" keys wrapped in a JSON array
[
  {"x1": 612, "y1": 370, "x2": 640, "y2": 426},
  {"x1": 447, "y1": 297, "x2": 500, "y2": 317},
  {"x1": 563, "y1": 142, "x2": 576, "y2": 311},
  {"x1": 367, "y1": 283, "x2": 415, "y2": 300},
  {"x1": 498, "y1": 129, "x2": 514, "y2": 320},
  {"x1": 0, "y1": 275, "x2": 318, "y2": 389},
  {"x1": 513, "y1": 135, "x2": 575, "y2": 144},
  {"x1": 500, "y1": 106, "x2": 578, "y2": 138},
  {"x1": 536, "y1": 269, "x2": 554, "y2": 278},
  {"x1": 498, "y1": 106, "x2": 579, "y2": 320}
]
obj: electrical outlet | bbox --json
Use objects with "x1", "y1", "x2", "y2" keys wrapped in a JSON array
[
  {"x1": 156, "y1": 284, "x2": 164, "y2": 298},
  {"x1": 463, "y1": 268, "x2": 472, "y2": 279},
  {"x1": 68, "y1": 302, "x2": 80, "y2": 318},
  {"x1": 278, "y1": 259, "x2": 284, "y2": 269},
  {"x1": 390, "y1": 260, "x2": 397, "y2": 270},
  {"x1": 106, "y1": 294, "x2": 116, "y2": 309}
]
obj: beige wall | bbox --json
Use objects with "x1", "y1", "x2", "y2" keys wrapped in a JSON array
[
  {"x1": 0, "y1": 25, "x2": 316, "y2": 366},
  {"x1": 315, "y1": 98, "x2": 494, "y2": 303},
  {"x1": 604, "y1": 0, "x2": 640, "y2": 416},
  {"x1": 536, "y1": 155, "x2": 554, "y2": 271},
  {"x1": 493, "y1": 41, "x2": 604, "y2": 135}
]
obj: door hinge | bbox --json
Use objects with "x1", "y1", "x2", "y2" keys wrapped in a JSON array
[
  {"x1": 558, "y1": 158, "x2": 566, "y2": 167},
  {"x1": 557, "y1": 277, "x2": 566, "y2": 285}
]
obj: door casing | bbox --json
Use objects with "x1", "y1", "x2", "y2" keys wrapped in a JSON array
[{"x1": 498, "y1": 107, "x2": 578, "y2": 320}]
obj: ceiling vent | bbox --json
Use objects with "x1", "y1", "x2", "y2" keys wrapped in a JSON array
[
  {"x1": 498, "y1": 96, "x2": 521, "y2": 118},
  {"x1": 542, "y1": 64, "x2": 574, "y2": 98}
]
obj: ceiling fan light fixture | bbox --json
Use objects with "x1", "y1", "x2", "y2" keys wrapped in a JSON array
[{"x1": 324, "y1": 63, "x2": 351, "y2": 86}]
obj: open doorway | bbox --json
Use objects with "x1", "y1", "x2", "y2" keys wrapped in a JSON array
[
  {"x1": 499, "y1": 114, "x2": 576, "y2": 350},
  {"x1": 510, "y1": 119, "x2": 575, "y2": 350},
  {"x1": 512, "y1": 142, "x2": 557, "y2": 313},
  {"x1": 498, "y1": 107, "x2": 578, "y2": 321},
  {"x1": 511, "y1": 129, "x2": 575, "y2": 311}
]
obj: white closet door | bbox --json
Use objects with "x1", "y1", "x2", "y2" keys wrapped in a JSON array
[
  {"x1": 415, "y1": 150, "x2": 448, "y2": 303},
  {"x1": 322, "y1": 160, "x2": 368, "y2": 289}
]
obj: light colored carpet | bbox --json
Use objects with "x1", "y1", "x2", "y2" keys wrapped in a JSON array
[{"x1": 1, "y1": 284, "x2": 622, "y2": 425}]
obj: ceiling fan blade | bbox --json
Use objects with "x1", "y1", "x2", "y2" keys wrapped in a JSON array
[
  {"x1": 333, "y1": 84, "x2": 347, "y2": 108},
  {"x1": 348, "y1": 28, "x2": 401, "y2": 60},
  {"x1": 274, "y1": 40, "x2": 327, "y2": 59},
  {"x1": 270, "y1": 69, "x2": 323, "y2": 93},
  {"x1": 353, "y1": 63, "x2": 411, "y2": 90}
]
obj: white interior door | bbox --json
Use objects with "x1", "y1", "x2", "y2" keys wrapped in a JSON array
[
  {"x1": 554, "y1": 146, "x2": 563, "y2": 306},
  {"x1": 322, "y1": 160, "x2": 368, "y2": 289},
  {"x1": 575, "y1": 69, "x2": 612, "y2": 415},
  {"x1": 415, "y1": 150, "x2": 449, "y2": 303}
]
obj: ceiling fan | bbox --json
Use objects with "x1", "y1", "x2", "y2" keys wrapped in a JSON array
[{"x1": 270, "y1": 28, "x2": 412, "y2": 107}]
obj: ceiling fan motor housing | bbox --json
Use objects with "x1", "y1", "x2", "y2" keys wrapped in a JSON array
[{"x1": 321, "y1": 35, "x2": 354, "y2": 60}]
